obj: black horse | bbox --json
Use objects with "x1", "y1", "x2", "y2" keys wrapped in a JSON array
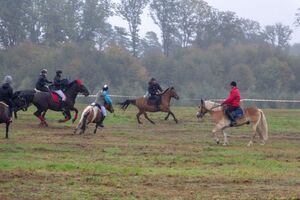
[
  {"x1": 13, "y1": 90, "x2": 36, "y2": 119},
  {"x1": 0, "y1": 94, "x2": 25, "y2": 138},
  {"x1": 14, "y1": 80, "x2": 89, "y2": 126}
]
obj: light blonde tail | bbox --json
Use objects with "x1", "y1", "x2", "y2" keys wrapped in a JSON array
[{"x1": 257, "y1": 109, "x2": 268, "y2": 141}]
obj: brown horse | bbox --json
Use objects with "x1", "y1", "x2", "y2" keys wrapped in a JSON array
[
  {"x1": 196, "y1": 100, "x2": 268, "y2": 146},
  {"x1": 0, "y1": 102, "x2": 12, "y2": 139},
  {"x1": 120, "y1": 87, "x2": 179, "y2": 124},
  {"x1": 74, "y1": 102, "x2": 114, "y2": 134}
]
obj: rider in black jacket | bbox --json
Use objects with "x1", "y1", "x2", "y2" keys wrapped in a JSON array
[
  {"x1": 148, "y1": 78, "x2": 163, "y2": 109},
  {"x1": 0, "y1": 76, "x2": 14, "y2": 118},
  {"x1": 36, "y1": 69, "x2": 52, "y2": 92}
]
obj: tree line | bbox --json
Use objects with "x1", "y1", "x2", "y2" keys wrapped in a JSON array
[{"x1": 0, "y1": 0, "x2": 300, "y2": 106}]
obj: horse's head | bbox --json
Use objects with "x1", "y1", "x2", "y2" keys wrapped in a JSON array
[
  {"x1": 197, "y1": 99, "x2": 208, "y2": 119},
  {"x1": 197, "y1": 100, "x2": 221, "y2": 118},
  {"x1": 69, "y1": 80, "x2": 90, "y2": 96},
  {"x1": 12, "y1": 93, "x2": 27, "y2": 111},
  {"x1": 169, "y1": 87, "x2": 179, "y2": 100},
  {"x1": 104, "y1": 101, "x2": 114, "y2": 113}
]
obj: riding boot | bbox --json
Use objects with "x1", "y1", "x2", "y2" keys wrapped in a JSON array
[
  {"x1": 155, "y1": 100, "x2": 160, "y2": 110},
  {"x1": 228, "y1": 113, "x2": 236, "y2": 127},
  {"x1": 98, "y1": 116, "x2": 105, "y2": 128},
  {"x1": 61, "y1": 101, "x2": 66, "y2": 111}
]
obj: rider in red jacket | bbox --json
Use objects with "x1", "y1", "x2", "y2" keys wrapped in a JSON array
[{"x1": 222, "y1": 81, "x2": 241, "y2": 126}]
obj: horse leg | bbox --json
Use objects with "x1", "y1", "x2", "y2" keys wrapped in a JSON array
[
  {"x1": 59, "y1": 110, "x2": 71, "y2": 123},
  {"x1": 222, "y1": 130, "x2": 229, "y2": 146},
  {"x1": 168, "y1": 111, "x2": 178, "y2": 124},
  {"x1": 247, "y1": 123, "x2": 258, "y2": 147},
  {"x1": 136, "y1": 110, "x2": 143, "y2": 124},
  {"x1": 42, "y1": 110, "x2": 48, "y2": 126},
  {"x1": 71, "y1": 107, "x2": 79, "y2": 123},
  {"x1": 143, "y1": 112, "x2": 155, "y2": 124},
  {"x1": 34, "y1": 109, "x2": 47, "y2": 127},
  {"x1": 5, "y1": 122, "x2": 10, "y2": 139},
  {"x1": 14, "y1": 110, "x2": 18, "y2": 119},
  {"x1": 164, "y1": 113, "x2": 170, "y2": 120},
  {"x1": 94, "y1": 124, "x2": 98, "y2": 134}
]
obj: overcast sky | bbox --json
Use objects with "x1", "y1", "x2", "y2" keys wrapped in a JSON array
[{"x1": 109, "y1": 0, "x2": 300, "y2": 44}]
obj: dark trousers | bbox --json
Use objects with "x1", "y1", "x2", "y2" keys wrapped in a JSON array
[
  {"x1": 225, "y1": 105, "x2": 238, "y2": 122},
  {"x1": 149, "y1": 95, "x2": 160, "y2": 107}
]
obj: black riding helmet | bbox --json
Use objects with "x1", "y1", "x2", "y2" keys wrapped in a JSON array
[
  {"x1": 56, "y1": 70, "x2": 63, "y2": 75},
  {"x1": 230, "y1": 81, "x2": 237, "y2": 87}
]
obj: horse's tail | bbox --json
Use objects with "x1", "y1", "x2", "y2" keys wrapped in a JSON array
[
  {"x1": 119, "y1": 99, "x2": 136, "y2": 111},
  {"x1": 77, "y1": 106, "x2": 92, "y2": 132},
  {"x1": 257, "y1": 109, "x2": 268, "y2": 141}
]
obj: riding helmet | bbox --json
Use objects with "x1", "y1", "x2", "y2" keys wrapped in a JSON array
[
  {"x1": 230, "y1": 81, "x2": 237, "y2": 87},
  {"x1": 103, "y1": 84, "x2": 108, "y2": 91},
  {"x1": 41, "y1": 69, "x2": 48, "y2": 74},
  {"x1": 3, "y1": 75, "x2": 12, "y2": 84}
]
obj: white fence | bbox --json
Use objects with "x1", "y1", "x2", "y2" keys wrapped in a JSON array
[{"x1": 78, "y1": 94, "x2": 300, "y2": 103}]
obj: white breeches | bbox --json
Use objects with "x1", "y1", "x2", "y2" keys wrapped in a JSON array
[
  {"x1": 54, "y1": 90, "x2": 66, "y2": 101},
  {"x1": 101, "y1": 106, "x2": 107, "y2": 117}
]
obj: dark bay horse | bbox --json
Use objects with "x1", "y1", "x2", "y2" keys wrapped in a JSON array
[
  {"x1": 120, "y1": 87, "x2": 179, "y2": 124},
  {"x1": 0, "y1": 102, "x2": 12, "y2": 139},
  {"x1": 74, "y1": 102, "x2": 114, "y2": 134},
  {"x1": 197, "y1": 100, "x2": 268, "y2": 146},
  {"x1": 15, "y1": 80, "x2": 89, "y2": 126}
]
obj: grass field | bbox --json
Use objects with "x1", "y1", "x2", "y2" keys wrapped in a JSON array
[{"x1": 0, "y1": 105, "x2": 299, "y2": 200}]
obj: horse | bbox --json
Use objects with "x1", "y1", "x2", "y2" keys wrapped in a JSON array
[
  {"x1": 74, "y1": 102, "x2": 114, "y2": 134},
  {"x1": 196, "y1": 99, "x2": 268, "y2": 146},
  {"x1": 0, "y1": 102, "x2": 12, "y2": 139},
  {"x1": 119, "y1": 87, "x2": 179, "y2": 124},
  {"x1": 13, "y1": 90, "x2": 36, "y2": 119},
  {"x1": 14, "y1": 80, "x2": 89, "y2": 126}
]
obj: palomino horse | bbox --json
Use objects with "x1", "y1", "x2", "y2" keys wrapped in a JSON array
[
  {"x1": 120, "y1": 87, "x2": 179, "y2": 124},
  {"x1": 74, "y1": 102, "x2": 114, "y2": 134},
  {"x1": 196, "y1": 100, "x2": 268, "y2": 146}
]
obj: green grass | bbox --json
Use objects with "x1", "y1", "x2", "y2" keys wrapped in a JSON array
[{"x1": 0, "y1": 105, "x2": 299, "y2": 199}]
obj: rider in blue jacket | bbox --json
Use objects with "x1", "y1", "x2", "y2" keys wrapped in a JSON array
[{"x1": 92, "y1": 84, "x2": 112, "y2": 127}]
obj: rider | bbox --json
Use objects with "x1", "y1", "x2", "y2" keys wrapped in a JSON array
[
  {"x1": 222, "y1": 81, "x2": 241, "y2": 127},
  {"x1": 53, "y1": 70, "x2": 67, "y2": 110},
  {"x1": 148, "y1": 77, "x2": 163, "y2": 110},
  {"x1": 0, "y1": 76, "x2": 14, "y2": 120},
  {"x1": 36, "y1": 69, "x2": 52, "y2": 92},
  {"x1": 92, "y1": 84, "x2": 112, "y2": 127}
]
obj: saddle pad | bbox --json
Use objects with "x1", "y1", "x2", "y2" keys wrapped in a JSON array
[
  {"x1": 51, "y1": 92, "x2": 60, "y2": 103},
  {"x1": 232, "y1": 107, "x2": 244, "y2": 119}
]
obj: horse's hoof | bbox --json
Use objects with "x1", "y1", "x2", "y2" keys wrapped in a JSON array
[
  {"x1": 223, "y1": 143, "x2": 228, "y2": 146},
  {"x1": 164, "y1": 117, "x2": 168, "y2": 121}
]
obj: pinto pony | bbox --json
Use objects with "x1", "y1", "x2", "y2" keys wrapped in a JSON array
[
  {"x1": 119, "y1": 87, "x2": 179, "y2": 124},
  {"x1": 196, "y1": 100, "x2": 268, "y2": 146},
  {"x1": 74, "y1": 102, "x2": 114, "y2": 134}
]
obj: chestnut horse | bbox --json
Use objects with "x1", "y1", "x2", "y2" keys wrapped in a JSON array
[
  {"x1": 196, "y1": 100, "x2": 268, "y2": 146},
  {"x1": 119, "y1": 87, "x2": 179, "y2": 124},
  {"x1": 74, "y1": 102, "x2": 114, "y2": 134}
]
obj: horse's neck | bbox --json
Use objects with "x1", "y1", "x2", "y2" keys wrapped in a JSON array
[
  {"x1": 161, "y1": 90, "x2": 171, "y2": 106},
  {"x1": 65, "y1": 86, "x2": 78, "y2": 101}
]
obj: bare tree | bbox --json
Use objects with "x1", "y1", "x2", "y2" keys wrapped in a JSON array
[{"x1": 117, "y1": 0, "x2": 149, "y2": 57}]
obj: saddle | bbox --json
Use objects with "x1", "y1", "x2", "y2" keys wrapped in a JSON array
[
  {"x1": 50, "y1": 92, "x2": 61, "y2": 103},
  {"x1": 231, "y1": 107, "x2": 244, "y2": 120},
  {"x1": 147, "y1": 95, "x2": 161, "y2": 106}
]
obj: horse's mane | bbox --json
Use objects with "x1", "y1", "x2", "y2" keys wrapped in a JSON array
[
  {"x1": 66, "y1": 79, "x2": 83, "y2": 89},
  {"x1": 204, "y1": 100, "x2": 222, "y2": 111},
  {"x1": 162, "y1": 86, "x2": 174, "y2": 95}
]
